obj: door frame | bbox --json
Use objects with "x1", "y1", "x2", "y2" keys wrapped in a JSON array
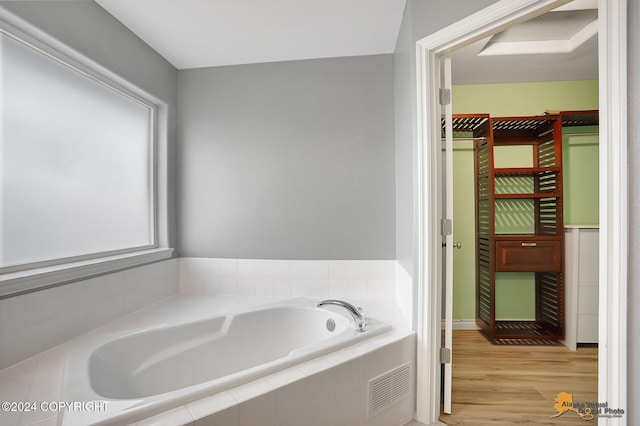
[{"x1": 414, "y1": 0, "x2": 627, "y2": 424}]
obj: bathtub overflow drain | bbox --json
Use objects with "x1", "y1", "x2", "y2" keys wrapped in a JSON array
[{"x1": 326, "y1": 319, "x2": 336, "y2": 332}]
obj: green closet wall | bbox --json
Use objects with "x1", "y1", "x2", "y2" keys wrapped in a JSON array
[{"x1": 451, "y1": 80, "x2": 599, "y2": 321}]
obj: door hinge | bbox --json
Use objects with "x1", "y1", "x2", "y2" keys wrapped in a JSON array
[
  {"x1": 440, "y1": 347, "x2": 451, "y2": 364},
  {"x1": 441, "y1": 219, "x2": 452, "y2": 236},
  {"x1": 439, "y1": 88, "x2": 451, "y2": 106}
]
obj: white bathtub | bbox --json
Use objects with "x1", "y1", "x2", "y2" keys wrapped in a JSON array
[{"x1": 60, "y1": 297, "x2": 391, "y2": 425}]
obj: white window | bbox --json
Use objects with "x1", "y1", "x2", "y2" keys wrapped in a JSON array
[{"x1": 0, "y1": 19, "x2": 172, "y2": 295}]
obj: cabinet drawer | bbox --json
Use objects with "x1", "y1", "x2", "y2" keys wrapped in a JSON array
[{"x1": 495, "y1": 240, "x2": 562, "y2": 272}]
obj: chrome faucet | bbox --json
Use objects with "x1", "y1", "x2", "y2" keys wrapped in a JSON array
[{"x1": 317, "y1": 299, "x2": 367, "y2": 332}]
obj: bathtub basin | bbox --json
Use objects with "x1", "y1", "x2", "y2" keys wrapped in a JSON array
[{"x1": 61, "y1": 297, "x2": 391, "y2": 425}]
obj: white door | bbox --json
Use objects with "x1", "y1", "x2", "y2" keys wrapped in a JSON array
[{"x1": 441, "y1": 55, "x2": 454, "y2": 415}]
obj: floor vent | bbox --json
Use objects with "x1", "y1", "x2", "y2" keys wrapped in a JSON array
[{"x1": 367, "y1": 363, "x2": 411, "y2": 418}]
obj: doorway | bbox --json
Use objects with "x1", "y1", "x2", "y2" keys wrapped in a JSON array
[
  {"x1": 444, "y1": 89, "x2": 599, "y2": 424},
  {"x1": 414, "y1": 0, "x2": 628, "y2": 424}
]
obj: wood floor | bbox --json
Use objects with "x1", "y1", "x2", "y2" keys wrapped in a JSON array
[{"x1": 439, "y1": 330, "x2": 598, "y2": 426}]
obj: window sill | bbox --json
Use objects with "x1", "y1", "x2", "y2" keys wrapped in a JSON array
[{"x1": 0, "y1": 248, "x2": 175, "y2": 298}]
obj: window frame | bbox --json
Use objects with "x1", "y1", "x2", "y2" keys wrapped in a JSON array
[{"x1": 0, "y1": 9, "x2": 173, "y2": 297}]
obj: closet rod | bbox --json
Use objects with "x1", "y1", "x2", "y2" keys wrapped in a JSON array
[
  {"x1": 564, "y1": 132, "x2": 599, "y2": 137},
  {"x1": 441, "y1": 133, "x2": 599, "y2": 141},
  {"x1": 441, "y1": 137, "x2": 488, "y2": 141}
]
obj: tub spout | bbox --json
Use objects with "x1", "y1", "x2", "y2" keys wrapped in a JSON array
[{"x1": 317, "y1": 299, "x2": 367, "y2": 332}]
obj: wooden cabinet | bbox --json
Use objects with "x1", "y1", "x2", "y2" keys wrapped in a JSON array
[{"x1": 495, "y1": 240, "x2": 562, "y2": 272}]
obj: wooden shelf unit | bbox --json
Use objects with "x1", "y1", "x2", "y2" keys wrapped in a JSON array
[
  {"x1": 445, "y1": 110, "x2": 598, "y2": 342},
  {"x1": 475, "y1": 114, "x2": 565, "y2": 341}
]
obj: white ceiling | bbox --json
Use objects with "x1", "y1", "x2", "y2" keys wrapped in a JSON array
[
  {"x1": 94, "y1": 0, "x2": 598, "y2": 84},
  {"x1": 478, "y1": 10, "x2": 597, "y2": 56},
  {"x1": 95, "y1": 0, "x2": 407, "y2": 70},
  {"x1": 451, "y1": 2, "x2": 598, "y2": 84}
]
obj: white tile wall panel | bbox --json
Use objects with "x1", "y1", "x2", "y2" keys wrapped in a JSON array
[
  {"x1": 179, "y1": 258, "x2": 399, "y2": 304},
  {"x1": 0, "y1": 259, "x2": 179, "y2": 371}
]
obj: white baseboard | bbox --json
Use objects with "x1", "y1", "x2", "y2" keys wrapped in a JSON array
[{"x1": 441, "y1": 319, "x2": 480, "y2": 330}]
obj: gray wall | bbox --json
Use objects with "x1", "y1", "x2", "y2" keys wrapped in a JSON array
[
  {"x1": 178, "y1": 55, "x2": 395, "y2": 259},
  {"x1": 628, "y1": 0, "x2": 639, "y2": 421},
  {"x1": 393, "y1": 0, "x2": 498, "y2": 327},
  {"x1": 0, "y1": 0, "x2": 179, "y2": 251},
  {"x1": 393, "y1": 0, "x2": 416, "y2": 280}
]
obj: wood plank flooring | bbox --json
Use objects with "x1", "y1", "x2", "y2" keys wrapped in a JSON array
[{"x1": 439, "y1": 330, "x2": 598, "y2": 426}]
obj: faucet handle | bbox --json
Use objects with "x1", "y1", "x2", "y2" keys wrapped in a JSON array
[{"x1": 317, "y1": 299, "x2": 367, "y2": 332}]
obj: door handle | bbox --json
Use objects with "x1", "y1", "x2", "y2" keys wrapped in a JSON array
[{"x1": 442, "y1": 242, "x2": 463, "y2": 249}]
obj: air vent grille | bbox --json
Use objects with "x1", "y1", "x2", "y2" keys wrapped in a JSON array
[{"x1": 368, "y1": 363, "x2": 412, "y2": 418}]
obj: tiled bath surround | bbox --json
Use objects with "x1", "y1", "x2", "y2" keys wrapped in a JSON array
[
  {"x1": 0, "y1": 259, "x2": 179, "y2": 370},
  {"x1": 178, "y1": 257, "x2": 415, "y2": 329},
  {"x1": 180, "y1": 258, "x2": 398, "y2": 300},
  {"x1": 178, "y1": 258, "x2": 416, "y2": 426},
  {"x1": 0, "y1": 258, "x2": 411, "y2": 371},
  {"x1": 0, "y1": 258, "x2": 415, "y2": 425},
  {"x1": 140, "y1": 332, "x2": 416, "y2": 426}
]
